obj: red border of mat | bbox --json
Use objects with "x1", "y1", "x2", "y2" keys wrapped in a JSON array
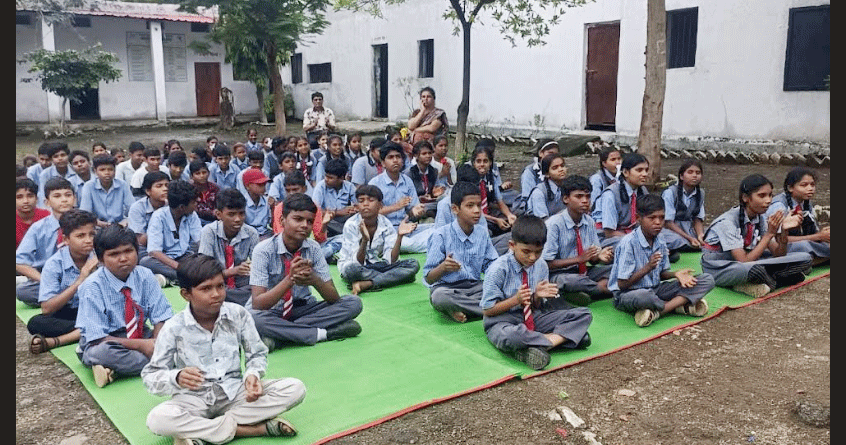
[{"x1": 312, "y1": 271, "x2": 829, "y2": 444}]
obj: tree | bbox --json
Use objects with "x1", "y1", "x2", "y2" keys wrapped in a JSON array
[
  {"x1": 180, "y1": 0, "x2": 331, "y2": 135},
  {"x1": 637, "y1": 0, "x2": 667, "y2": 185},
  {"x1": 18, "y1": 44, "x2": 121, "y2": 133},
  {"x1": 338, "y1": 0, "x2": 590, "y2": 158}
]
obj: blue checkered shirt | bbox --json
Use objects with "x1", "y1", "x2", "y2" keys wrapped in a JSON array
[
  {"x1": 480, "y1": 251, "x2": 549, "y2": 311},
  {"x1": 607, "y1": 227, "x2": 670, "y2": 292},
  {"x1": 422, "y1": 220, "x2": 499, "y2": 287}
]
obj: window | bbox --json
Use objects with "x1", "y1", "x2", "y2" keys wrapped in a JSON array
[
  {"x1": 666, "y1": 8, "x2": 697, "y2": 68},
  {"x1": 784, "y1": 5, "x2": 830, "y2": 91},
  {"x1": 72, "y1": 16, "x2": 91, "y2": 28},
  {"x1": 418, "y1": 39, "x2": 434, "y2": 78},
  {"x1": 191, "y1": 23, "x2": 210, "y2": 33},
  {"x1": 291, "y1": 53, "x2": 303, "y2": 84},
  {"x1": 308, "y1": 63, "x2": 332, "y2": 83},
  {"x1": 16, "y1": 12, "x2": 32, "y2": 26}
]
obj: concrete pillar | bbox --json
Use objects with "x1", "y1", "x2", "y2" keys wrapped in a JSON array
[
  {"x1": 40, "y1": 16, "x2": 63, "y2": 124},
  {"x1": 149, "y1": 21, "x2": 167, "y2": 122}
]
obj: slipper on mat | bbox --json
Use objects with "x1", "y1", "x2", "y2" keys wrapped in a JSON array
[
  {"x1": 266, "y1": 418, "x2": 297, "y2": 437},
  {"x1": 29, "y1": 334, "x2": 56, "y2": 355}
]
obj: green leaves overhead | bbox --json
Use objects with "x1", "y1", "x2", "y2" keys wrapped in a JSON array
[{"x1": 18, "y1": 43, "x2": 121, "y2": 104}]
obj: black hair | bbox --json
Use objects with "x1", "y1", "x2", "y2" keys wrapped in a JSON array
[
  {"x1": 216, "y1": 187, "x2": 247, "y2": 211},
  {"x1": 246, "y1": 127, "x2": 258, "y2": 136},
  {"x1": 368, "y1": 137, "x2": 386, "y2": 167},
  {"x1": 94, "y1": 224, "x2": 138, "y2": 260},
  {"x1": 177, "y1": 253, "x2": 224, "y2": 292},
  {"x1": 17, "y1": 177, "x2": 37, "y2": 195},
  {"x1": 279, "y1": 152, "x2": 296, "y2": 164},
  {"x1": 282, "y1": 192, "x2": 317, "y2": 216},
  {"x1": 475, "y1": 138, "x2": 496, "y2": 150},
  {"x1": 326, "y1": 134, "x2": 348, "y2": 164},
  {"x1": 618, "y1": 152, "x2": 649, "y2": 206},
  {"x1": 540, "y1": 153, "x2": 565, "y2": 202},
  {"x1": 271, "y1": 136, "x2": 287, "y2": 152},
  {"x1": 144, "y1": 147, "x2": 162, "y2": 158},
  {"x1": 533, "y1": 138, "x2": 558, "y2": 159},
  {"x1": 59, "y1": 208, "x2": 98, "y2": 237},
  {"x1": 456, "y1": 163, "x2": 481, "y2": 183},
  {"x1": 206, "y1": 135, "x2": 218, "y2": 144},
  {"x1": 142, "y1": 171, "x2": 170, "y2": 191},
  {"x1": 635, "y1": 193, "x2": 665, "y2": 217},
  {"x1": 782, "y1": 167, "x2": 818, "y2": 235},
  {"x1": 43, "y1": 177, "x2": 74, "y2": 198},
  {"x1": 355, "y1": 184, "x2": 383, "y2": 202},
  {"x1": 92, "y1": 154, "x2": 116, "y2": 169},
  {"x1": 561, "y1": 174, "x2": 592, "y2": 197},
  {"x1": 311, "y1": 91, "x2": 324, "y2": 100},
  {"x1": 191, "y1": 147, "x2": 211, "y2": 164},
  {"x1": 212, "y1": 144, "x2": 231, "y2": 158},
  {"x1": 70, "y1": 149, "x2": 90, "y2": 162},
  {"x1": 511, "y1": 214, "x2": 547, "y2": 246},
  {"x1": 109, "y1": 147, "x2": 124, "y2": 157},
  {"x1": 379, "y1": 141, "x2": 405, "y2": 163},
  {"x1": 432, "y1": 135, "x2": 448, "y2": 149},
  {"x1": 471, "y1": 146, "x2": 498, "y2": 203},
  {"x1": 738, "y1": 174, "x2": 773, "y2": 233},
  {"x1": 674, "y1": 159, "x2": 703, "y2": 221},
  {"x1": 16, "y1": 164, "x2": 27, "y2": 178},
  {"x1": 128, "y1": 141, "x2": 146, "y2": 154},
  {"x1": 167, "y1": 180, "x2": 198, "y2": 209},
  {"x1": 419, "y1": 86, "x2": 435, "y2": 99},
  {"x1": 412, "y1": 140, "x2": 434, "y2": 156},
  {"x1": 284, "y1": 169, "x2": 307, "y2": 188},
  {"x1": 22, "y1": 155, "x2": 37, "y2": 168},
  {"x1": 37, "y1": 142, "x2": 53, "y2": 156},
  {"x1": 451, "y1": 180, "x2": 481, "y2": 207},
  {"x1": 189, "y1": 159, "x2": 209, "y2": 175},
  {"x1": 46, "y1": 142, "x2": 70, "y2": 158},
  {"x1": 597, "y1": 146, "x2": 621, "y2": 188},
  {"x1": 247, "y1": 150, "x2": 265, "y2": 162},
  {"x1": 92, "y1": 141, "x2": 107, "y2": 151},
  {"x1": 168, "y1": 150, "x2": 188, "y2": 168},
  {"x1": 324, "y1": 158, "x2": 348, "y2": 178},
  {"x1": 163, "y1": 139, "x2": 182, "y2": 160}
]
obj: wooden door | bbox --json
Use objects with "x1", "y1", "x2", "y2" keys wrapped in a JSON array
[
  {"x1": 585, "y1": 23, "x2": 620, "y2": 131},
  {"x1": 195, "y1": 62, "x2": 221, "y2": 116}
]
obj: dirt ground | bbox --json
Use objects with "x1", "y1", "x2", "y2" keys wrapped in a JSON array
[{"x1": 15, "y1": 124, "x2": 830, "y2": 445}]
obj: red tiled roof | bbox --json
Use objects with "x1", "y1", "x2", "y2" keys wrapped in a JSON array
[{"x1": 18, "y1": 0, "x2": 218, "y2": 24}]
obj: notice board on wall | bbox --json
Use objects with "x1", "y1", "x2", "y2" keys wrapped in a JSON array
[{"x1": 126, "y1": 32, "x2": 187, "y2": 82}]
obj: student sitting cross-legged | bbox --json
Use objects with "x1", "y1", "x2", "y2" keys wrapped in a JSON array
[
  {"x1": 337, "y1": 185, "x2": 421, "y2": 295},
  {"x1": 80, "y1": 154, "x2": 134, "y2": 228},
  {"x1": 422, "y1": 181, "x2": 500, "y2": 323},
  {"x1": 143, "y1": 254, "x2": 306, "y2": 445},
  {"x1": 247, "y1": 193, "x2": 363, "y2": 351},
  {"x1": 481, "y1": 215, "x2": 593, "y2": 370},
  {"x1": 76, "y1": 224, "x2": 174, "y2": 388},
  {"x1": 608, "y1": 194, "x2": 715, "y2": 327}
]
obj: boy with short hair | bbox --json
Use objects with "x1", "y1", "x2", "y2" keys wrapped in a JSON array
[
  {"x1": 198, "y1": 189, "x2": 260, "y2": 306},
  {"x1": 210, "y1": 143, "x2": 241, "y2": 190},
  {"x1": 128, "y1": 171, "x2": 170, "y2": 260},
  {"x1": 241, "y1": 169, "x2": 273, "y2": 239},
  {"x1": 543, "y1": 175, "x2": 615, "y2": 306},
  {"x1": 167, "y1": 150, "x2": 190, "y2": 181},
  {"x1": 37, "y1": 142, "x2": 78, "y2": 207},
  {"x1": 608, "y1": 194, "x2": 716, "y2": 327},
  {"x1": 140, "y1": 180, "x2": 202, "y2": 285},
  {"x1": 248, "y1": 193, "x2": 363, "y2": 350},
  {"x1": 76, "y1": 224, "x2": 174, "y2": 388},
  {"x1": 351, "y1": 137, "x2": 385, "y2": 187},
  {"x1": 337, "y1": 185, "x2": 420, "y2": 295},
  {"x1": 143, "y1": 254, "x2": 305, "y2": 445},
  {"x1": 262, "y1": 136, "x2": 287, "y2": 181},
  {"x1": 131, "y1": 147, "x2": 168, "y2": 194},
  {"x1": 17, "y1": 177, "x2": 77, "y2": 306},
  {"x1": 80, "y1": 154, "x2": 134, "y2": 227},
  {"x1": 312, "y1": 158, "x2": 357, "y2": 237},
  {"x1": 231, "y1": 142, "x2": 249, "y2": 171},
  {"x1": 16, "y1": 178, "x2": 51, "y2": 249},
  {"x1": 27, "y1": 142, "x2": 53, "y2": 189},
  {"x1": 271, "y1": 171, "x2": 335, "y2": 261},
  {"x1": 116, "y1": 141, "x2": 146, "y2": 185},
  {"x1": 481, "y1": 215, "x2": 593, "y2": 370},
  {"x1": 422, "y1": 181, "x2": 500, "y2": 322},
  {"x1": 27, "y1": 209, "x2": 99, "y2": 354},
  {"x1": 268, "y1": 151, "x2": 307, "y2": 203},
  {"x1": 236, "y1": 150, "x2": 266, "y2": 197}
]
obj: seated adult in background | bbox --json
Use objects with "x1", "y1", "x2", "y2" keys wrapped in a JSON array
[
  {"x1": 303, "y1": 92, "x2": 336, "y2": 145},
  {"x1": 407, "y1": 87, "x2": 448, "y2": 144}
]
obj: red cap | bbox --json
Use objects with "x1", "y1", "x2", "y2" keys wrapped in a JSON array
[{"x1": 242, "y1": 169, "x2": 270, "y2": 185}]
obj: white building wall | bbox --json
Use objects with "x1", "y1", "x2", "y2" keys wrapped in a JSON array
[{"x1": 289, "y1": 0, "x2": 828, "y2": 143}]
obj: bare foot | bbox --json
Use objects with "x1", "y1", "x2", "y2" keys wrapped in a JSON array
[
  {"x1": 450, "y1": 311, "x2": 467, "y2": 323},
  {"x1": 351, "y1": 280, "x2": 373, "y2": 295}
]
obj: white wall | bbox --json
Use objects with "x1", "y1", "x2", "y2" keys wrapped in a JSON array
[{"x1": 289, "y1": 0, "x2": 829, "y2": 143}]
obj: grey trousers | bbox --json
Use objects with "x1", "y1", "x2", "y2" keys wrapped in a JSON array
[
  {"x1": 340, "y1": 259, "x2": 420, "y2": 290},
  {"x1": 549, "y1": 265, "x2": 612, "y2": 295},
  {"x1": 249, "y1": 295, "x2": 362, "y2": 346},
  {"x1": 400, "y1": 223, "x2": 434, "y2": 253},
  {"x1": 660, "y1": 222, "x2": 698, "y2": 252},
  {"x1": 16, "y1": 279, "x2": 41, "y2": 307},
  {"x1": 612, "y1": 273, "x2": 715, "y2": 313},
  {"x1": 701, "y1": 250, "x2": 813, "y2": 287},
  {"x1": 139, "y1": 252, "x2": 193, "y2": 281},
  {"x1": 225, "y1": 275, "x2": 251, "y2": 306},
  {"x1": 483, "y1": 306, "x2": 592, "y2": 353},
  {"x1": 146, "y1": 378, "x2": 306, "y2": 445},
  {"x1": 78, "y1": 328, "x2": 154, "y2": 376},
  {"x1": 429, "y1": 280, "x2": 485, "y2": 319},
  {"x1": 787, "y1": 240, "x2": 829, "y2": 260}
]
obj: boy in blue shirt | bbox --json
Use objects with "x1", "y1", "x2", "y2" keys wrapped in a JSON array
[
  {"x1": 80, "y1": 154, "x2": 134, "y2": 228},
  {"x1": 312, "y1": 158, "x2": 357, "y2": 238},
  {"x1": 236, "y1": 150, "x2": 265, "y2": 197},
  {"x1": 142, "y1": 254, "x2": 304, "y2": 445},
  {"x1": 128, "y1": 171, "x2": 170, "y2": 261},
  {"x1": 241, "y1": 169, "x2": 273, "y2": 239},
  {"x1": 37, "y1": 142, "x2": 78, "y2": 207},
  {"x1": 209, "y1": 143, "x2": 241, "y2": 190},
  {"x1": 608, "y1": 194, "x2": 715, "y2": 327},
  {"x1": 140, "y1": 180, "x2": 202, "y2": 286},
  {"x1": 76, "y1": 224, "x2": 173, "y2": 388},
  {"x1": 27, "y1": 142, "x2": 52, "y2": 189},
  {"x1": 481, "y1": 215, "x2": 593, "y2": 370},
  {"x1": 423, "y1": 181, "x2": 500, "y2": 322}
]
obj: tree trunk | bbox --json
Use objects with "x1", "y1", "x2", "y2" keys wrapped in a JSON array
[
  {"x1": 637, "y1": 0, "x2": 667, "y2": 185},
  {"x1": 60, "y1": 97, "x2": 67, "y2": 135},
  {"x1": 267, "y1": 43, "x2": 287, "y2": 135},
  {"x1": 455, "y1": 21, "x2": 471, "y2": 162},
  {"x1": 256, "y1": 83, "x2": 268, "y2": 124}
]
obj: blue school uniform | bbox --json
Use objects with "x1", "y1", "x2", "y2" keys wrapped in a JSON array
[
  {"x1": 314, "y1": 155, "x2": 352, "y2": 184},
  {"x1": 267, "y1": 172, "x2": 314, "y2": 202},
  {"x1": 127, "y1": 198, "x2": 158, "y2": 236},
  {"x1": 27, "y1": 163, "x2": 44, "y2": 188},
  {"x1": 520, "y1": 162, "x2": 542, "y2": 200},
  {"x1": 244, "y1": 193, "x2": 271, "y2": 237},
  {"x1": 542, "y1": 210, "x2": 612, "y2": 295},
  {"x1": 591, "y1": 181, "x2": 649, "y2": 249},
  {"x1": 231, "y1": 156, "x2": 248, "y2": 171},
  {"x1": 209, "y1": 162, "x2": 241, "y2": 190},
  {"x1": 589, "y1": 169, "x2": 617, "y2": 209},
  {"x1": 79, "y1": 178, "x2": 134, "y2": 224},
  {"x1": 764, "y1": 192, "x2": 829, "y2": 260},
  {"x1": 197, "y1": 220, "x2": 260, "y2": 305},
  {"x1": 311, "y1": 180, "x2": 356, "y2": 212},
  {"x1": 37, "y1": 166, "x2": 79, "y2": 207},
  {"x1": 145, "y1": 207, "x2": 202, "y2": 259},
  {"x1": 350, "y1": 154, "x2": 382, "y2": 187},
  {"x1": 16, "y1": 214, "x2": 61, "y2": 271},
  {"x1": 659, "y1": 183, "x2": 706, "y2": 251},
  {"x1": 526, "y1": 180, "x2": 565, "y2": 219},
  {"x1": 37, "y1": 246, "x2": 95, "y2": 309},
  {"x1": 368, "y1": 172, "x2": 420, "y2": 227}
]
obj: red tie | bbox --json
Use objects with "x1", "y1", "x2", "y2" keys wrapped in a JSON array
[
  {"x1": 122, "y1": 287, "x2": 144, "y2": 339},
  {"x1": 224, "y1": 243, "x2": 235, "y2": 289},
  {"x1": 56, "y1": 230, "x2": 65, "y2": 248},
  {"x1": 795, "y1": 204, "x2": 803, "y2": 215},
  {"x1": 376, "y1": 163, "x2": 383, "y2": 174},
  {"x1": 422, "y1": 171, "x2": 430, "y2": 194},
  {"x1": 480, "y1": 180, "x2": 489, "y2": 214},
  {"x1": 281, "y1": 251, "x2": 302, "y2": 320},
  {"x1": 743, "y1": 222, "x2": 754, "y2": 247},
  {"x1": 628, "y1": 191, "x2": 637, "y2": 231},
  {"x1": 574, "y1": 227, "x2": 587, "y2": 275},
  {"x1": 300, "y1": 159, "x2": 308, "y2": 176},
  {"x1": 521, "y1": 270, "x2": 535, "y2": 331}
]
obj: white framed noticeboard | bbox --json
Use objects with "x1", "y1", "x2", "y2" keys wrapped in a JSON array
[{"x1": 126, "y1": 32, "x2": 187, "y2": 82}]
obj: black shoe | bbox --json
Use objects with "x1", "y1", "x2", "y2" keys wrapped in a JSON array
[
  {"x1": 326, "y1": 320, "x2": 362, "y2": 341},
  {"x1": 576, "y1": 332, "x2": 592, "y2": 349},
  {"x1": 747, "y1": 264, "x2": 777, "y2": 289},
  {"x1": 668, "y1": 251, "x2": 681, "y2": 263},
  {"x1": 512, "y1": 347, "x2": 551, "y2": 370},
  {"x1": 563, "y1": 292, "x2": 593, "y2": 306}
]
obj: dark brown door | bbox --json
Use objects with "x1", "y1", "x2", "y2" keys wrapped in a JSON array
[
  {"x1": 585, "y1": 23, "x2": 620, "y2": 131},
  {"x1": 195, "y1": 62, "x2": 221, "y2": 116}
]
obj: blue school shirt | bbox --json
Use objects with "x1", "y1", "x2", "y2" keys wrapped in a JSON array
[
  {"x1": 480, "y1": 251, "x2": 549, "y2": 311},
  {"x1": 146, "y1": 207, "x2": 202, "y2": 259},
  {"x1": 267, "y1": 172, "x2": 314, "y2": 202},
  {"x1": 368, "y1": 172, "x2": 420, "y2": 227},
  {"x1": 589, "y1": 169, "x2": 617, "y2": 209},
  {"x1": 37, "y1": 166, "x2": 79, "y2": 207},
  {"x1": 314, "y1": 155, "x2": 352, "y2": 185},
  {"x1": 244, "y1": 141, "x2": 262, "y2": 153},
  {"x1": 662, "y1": 184, "x2": 706, "y2": 222},
  {"x1": 247, "y1": 236, "x2": 333, "y2": 308},
  {"x1": 703, "y1": 206, "x2": 766, "y2": 252},
  {"x1": 422, "y1": 220, "x2": 499, "y2": 287},
  {"x1": 15, "y1": 214, "x2": 61, "y2": 270},
  {"x1": 209, "y1": 162, "x2": 241, "y2": 190},
  {"x1": 527, "y1": 180, "x2": 564, "y2": 219},
  {"x1": 351, "y1": 154, "x2": 382, "y2": 187},
  {"x1": 593, "y1": 181, "x2": 649, "y2": 231},
  {"x1": 127, "y1": 197, "x2": 160, "y2": 237},
  {"x1": 607, "y1": 227, "x2": 670, "y2": 292},
  {"x1": 520, "y1": 162, "x2": 542, "y2": 200},
  {"x1": 76, "y1": 265, "x2": 173, "y2": 349},
  {"x1": 433, "y1": 195, "x2": 488, "y2": 230},
  {"x1": 245, "y1": 193, "x2": 271, "y2": 236},
  {"x1": 79, "y1": 178, "x2": 134, "y2": 224},
  {"x1": 262, "y1": 150, "x2": 281, "y2": 180},
  {"x1": 542, "y1": 210, "x2": 602, "y2": 266},
  {"x1": 197, "y1": 220, "x2": 260, "y2": 268},
  {"x1": 312, "y1": 180, "x2": 356, "y2": 212},
  {"x1": 232, "y1": 157, "x2": 248, "y2": 171},
  {"x1": 27, "y1": 163, "x2": 44, "y2": 187},
  {"x1": 37, "y1": 246, "x2": 97, "y2": 308}
]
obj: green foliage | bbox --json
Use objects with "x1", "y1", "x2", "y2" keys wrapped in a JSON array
[
  {"x1": 18, "y1": 44, "x2": 121, "y2": 105},
  {"x1": 263, "y1": 85, "x2": 295, "y2": 120}
]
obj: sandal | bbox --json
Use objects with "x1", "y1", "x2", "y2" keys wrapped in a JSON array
[
  {"x1": 29, "y1": 334, "x2": 58, "y2": 355},
  {"x1": 266, "y1": 418, "x2": 297, "y2": 437}
]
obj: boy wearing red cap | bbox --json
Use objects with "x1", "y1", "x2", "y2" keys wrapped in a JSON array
[{"x1": 242, "y1": 169, "x2": 273, "y2": 240}]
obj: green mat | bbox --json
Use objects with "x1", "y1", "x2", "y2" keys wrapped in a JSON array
[{"x1": 16, "y1": 253, "x2": 829, "y2": 445}]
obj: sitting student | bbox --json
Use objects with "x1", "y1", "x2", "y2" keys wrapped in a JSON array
[
  {"x1": 543, "y1": 175, "x2": 615, "y2": 306},
  {"x1": 140, "y1": 180, "x2": 202, "y2": 286},
  {"x1": 209, "y1": 143, "x2": 242, "y2": 190},
  {"x1": 293, "y1": 136, "x2": 319, "y2": 186},
  {"x1": 701, "y1": 174, "x2": 813, "y2": 298},
  {"x1": 481, "y1": 215, "x2": 593, "y2": 370},
  {"x1": 406, "y1": 140, "x2": 447, "y2": 219},
  {"x1": 128, "y1": 171, "x2": 170, "y2": 261},
  {"x1": 475, "y1": 138, "x2": 518, "y2": 207},
  {"x1": 190, "y1": 146, "x2": 213, "y2": 172},
  {"x1": 526, "y1": 153, "x2": 568, "y2": 220},
  {"x1": 131, "y1": 147, "x2": 168, "y2": 197},
  {"x1": 116, "y1": 141, "x2": 146, "y2": 185},
  {"x1": 17, "y1": 178, "x2": 51, "y2": 250},
  {"x1": 312, "y1": 158, "x2": 357, "y2": 237},
  {"x1": 22, "y1": 155, "x2": 38, "y2": 170},
  {"x1": 432, "y1": 135, "x2": 457, "y2": 187},
  {"x1": 262, "y1": 136, "x2": 287, "y2": 182},
  {"x1": 764, "y1": 167, "x2": 830, "y2": 265},
  {"x1": 166, "y1": 150, "x2": 190, "y2": 182},
  {"x1": 69, "y1": 150, "x2": 93, "y2": 196},
  {"x1": 16, "y1": 177, "x2": 77, "y2": 307},
  {"x1": 27, "y1": 142, "x2": 53, "y2": 190},
  {"x1": 91, "y1": 141, "x2": 108, "y2": 158},
  {"x1": 241, "y1": 169, "x2": 273, "y2": 239},
  {"x1": 472, "y1": 145, "x2": 517, "y2": 237},
  {"x1": 143, "y1": 254, "x2": 305, "y2": 445},
  {"x1": 76, "y1": 224, "x2": 174, "y2": 388},
  {"x1": 231, "y1": 142, "x2": 249, "y2": 171},
  {"x1": 27, "y1": 209, "x2": 98, "y2": 354},
  {"x1": 592, "y1": 152, "x2": 651, "y2": 251},
  {"x1": 337, "y1": 185, "x2": 421, "y2": 295},
  {"x1": 268, "y1": 152, "x2": 312, "y2": 204},
  {"x1": 351, "y1": 137, "x2": 385, "y2": 188},
  {"x1": 16, "y1": 162, "x2": 28, "y2": 180},
  {"x1": 271, "y1": 170, "x2": 339, "y2": 262},
  {"x1": 38, "y1": 142, "x2": 79, "y2": 207},
  {"x1": 198, "y1": 189, "x2": 260, "y2": 306},
  {"x1": 314, "y1": 134, "x2": 351, "y2": 184},
  {"x1": 660, "y1": 159, "x2": 707, "y2": 257},
  {"x1": 244, "y1": 128, "x2": 261, "y2": 153},
  {"x1": 608, "y1": 194, "x2": 715, "y2": 327},
  {"x1": 313, "y1": 131, "x2": 329, "y2": 161},
  {"x1": 516, "y1": 139, "x2": 560, "y2": 216},
  {"x1": 80, "y1": 154, "x2": 134, "y2": 228},
  {"x1": 423, "y1": 181, "x2": 500, "y2": 323},
  {"x1": 189, "y1": 160, "x2": 220, "y2": 226},
  {"x1": 236, "y1": 149, "x2": 265, "y2": 197},
  {"x1": 248, "y1": 193, "x2": 363, "y2": 350},
  {"x1": 110, "y1": 147, "x2": 126, "y2": 164},
  {"x1": 589, "y1": 146, "x2": 622, "y2": 209},
  {"x1": 345, "y1": 132, "x2": 365, "y2": 164}
]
